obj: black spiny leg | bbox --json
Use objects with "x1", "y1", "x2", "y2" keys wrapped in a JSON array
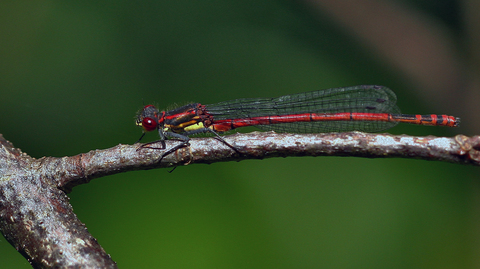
[{"x1": 182, "y1": 128, "x2": 242, "y2": 156}]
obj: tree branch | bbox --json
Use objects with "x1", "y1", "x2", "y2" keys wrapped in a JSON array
[
  {"x1": 39, "y1": 132, "x2": 480, "y2": 192},
  {"x1": 0, "y1": 135, "x2": 117, "y2": 269},
  {"x1": 1, "y1": 131, "x2": 478, "y2": 267}
]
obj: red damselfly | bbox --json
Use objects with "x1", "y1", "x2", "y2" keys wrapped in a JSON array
[{"x1": 136, "y1": 85, "x2": 460, "y2": 158}]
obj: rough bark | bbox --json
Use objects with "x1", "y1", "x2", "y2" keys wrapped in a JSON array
[{"x1": 1, "y1": 131, "x2": 478, "y2": 267}]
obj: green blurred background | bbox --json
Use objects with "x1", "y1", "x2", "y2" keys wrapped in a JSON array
[{"x1": 1, "y1": 0, "x2": 479, "y2": 268}]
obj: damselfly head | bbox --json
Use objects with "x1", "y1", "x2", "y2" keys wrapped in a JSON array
[{"x1": 136, "y1": 105, "x2": 160, "y2": 132}]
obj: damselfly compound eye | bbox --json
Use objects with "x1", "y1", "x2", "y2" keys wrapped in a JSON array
[{"x1": 142, "y1": 117, "x2": 157, "y2": 131}]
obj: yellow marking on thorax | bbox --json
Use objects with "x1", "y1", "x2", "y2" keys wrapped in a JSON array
[
  {"x1": 165, "y1": 121, "x2": 207, "y2": 133},
  {"x1": 183, "y1": 122, "x2": 205, "y2": 132}
]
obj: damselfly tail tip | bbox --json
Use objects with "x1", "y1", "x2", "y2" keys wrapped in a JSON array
[{"x1": 454, "y1": 117, "x2": 461, "y2": 127}]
